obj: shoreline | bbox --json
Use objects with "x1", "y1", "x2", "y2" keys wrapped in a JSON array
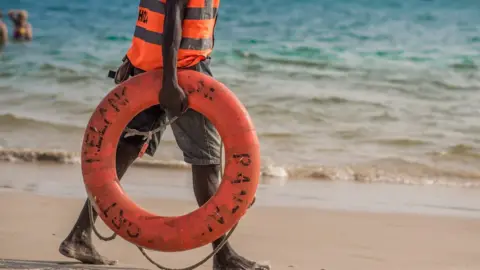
[
  {"x1": 1, "y1": 162, "x2": 480, "y2": 219},
  {"x1": 0, "y1": 191, "x2": 479, "y2": 270},
  {"x1": 1, "y1": 160, "x2": 479, "y2": 269},
  {"x1": 2, "y1": 147, "x2": 480, "y2": 189}
]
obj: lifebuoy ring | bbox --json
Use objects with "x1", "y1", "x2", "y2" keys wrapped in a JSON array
[{"x1": 81, "y1": 69, "x2": 260, "y2": 252}]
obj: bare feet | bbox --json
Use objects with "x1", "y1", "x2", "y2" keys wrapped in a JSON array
[
  {"x1": 59, "y1": 234, "x2": 117, "y2": 265},
  {"x1": 213, "y1": 251, "x2": 270, "y2": 270}
]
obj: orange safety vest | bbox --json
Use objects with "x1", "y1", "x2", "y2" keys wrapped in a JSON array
[{"x1": 127, "y1": 0, "x2": 220, "y2": 71}]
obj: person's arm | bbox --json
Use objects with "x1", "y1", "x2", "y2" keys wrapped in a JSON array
[
  {"x1": 8, "y1": 10, "x2": 18, "y2": 22},
  {"x1": 25, "y1": 23, "x2": 32, "y2": 40},
  {"x1": 159, "y1": 0, "x2": 189, "y2": 117},
  {"x1": 162, "y1": 0, "x2": 188, "y2": 88}
]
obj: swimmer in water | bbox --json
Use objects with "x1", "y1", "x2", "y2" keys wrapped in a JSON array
[
  {"x1": 8, "y1": 10, "x2": 32, "y2": 41},
  {"x1": 0, "y1": 10, "x2": 8, "y2": 45}
]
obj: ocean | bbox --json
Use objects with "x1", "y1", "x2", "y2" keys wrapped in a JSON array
[{"x1": 1, "y1": 0, "x2": 479, "y2": 187}]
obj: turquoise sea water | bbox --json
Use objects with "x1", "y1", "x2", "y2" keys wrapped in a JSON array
[{"x1": 0, "y1": 0, "x2": 479, "y2": 186}]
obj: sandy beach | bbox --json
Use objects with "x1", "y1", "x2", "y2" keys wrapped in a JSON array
[
  {"x1": 1, "y1": 163, "x2": 480, "y2": 270},
  {"x1": 2, "y1": 0, "x2": 480, "y2": 269}
]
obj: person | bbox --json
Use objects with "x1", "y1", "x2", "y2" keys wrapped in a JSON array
[
  {"x1": 59, "y1": 0, "x2": 269, "y2": 269},
  {"x1": 8, "y1": 10, "x2": 32, "y2": 41},
  {"x1": 0, "y1": 10, "x2": 7, "y2": 45}
]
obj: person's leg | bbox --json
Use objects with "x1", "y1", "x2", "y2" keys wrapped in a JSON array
[
  {"x1": 171, "y1": 107, "x2": 269, "y2": 269},
  {"x1": 59, "y1": 106, "x2": 168, "y2": 265},
  {"x1": 58, "y1": 140, "x2": 141, "y2": 265}
]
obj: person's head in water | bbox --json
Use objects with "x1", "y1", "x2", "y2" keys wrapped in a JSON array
[{"x1": 16, "y1": 11, "x2": 28, "y2": 25}]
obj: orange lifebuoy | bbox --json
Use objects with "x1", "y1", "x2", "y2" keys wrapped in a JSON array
[{"x1": 81, "y1": 69, "x2": 260, "y2": 252}]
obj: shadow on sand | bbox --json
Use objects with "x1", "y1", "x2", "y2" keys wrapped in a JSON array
[{"x1": 0, "y1": 259, "x2": 150, "y2": 270}]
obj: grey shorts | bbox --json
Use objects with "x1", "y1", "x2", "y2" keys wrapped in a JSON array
[{"x1": 121, "y1": 59, "x2": 221, "y2": 165}]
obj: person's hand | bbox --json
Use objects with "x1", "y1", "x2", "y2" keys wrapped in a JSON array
[
  {"x1": 159, "y1": 82, "x2": 188, "y2": 118},
  {"x1": 113, "y1": 57, "x2": 133, "y2": 84}
]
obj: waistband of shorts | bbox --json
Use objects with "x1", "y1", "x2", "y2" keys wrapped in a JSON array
[{"x1": 132, "y1": 57, "x2": 211, "y2": 75}]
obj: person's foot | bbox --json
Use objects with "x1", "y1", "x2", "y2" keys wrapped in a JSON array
[
  {"x1": 59, "y1": 235, "x2": 117, "y2": 265},
  {"x1": 213, "y1": 252, "x2": 270, "y2": 270}
]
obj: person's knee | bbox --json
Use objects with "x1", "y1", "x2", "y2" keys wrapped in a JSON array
[
  {"x1": 116, "y1": 139, "x2": 143, "y2": 154},
  {"x1": 114, "y1": 140, "x2": 144, "y2": 178}
]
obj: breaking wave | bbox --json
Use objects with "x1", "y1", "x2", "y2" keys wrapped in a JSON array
[{"x1": 1, "y1": 148, "x2": 480, "y2": 188}]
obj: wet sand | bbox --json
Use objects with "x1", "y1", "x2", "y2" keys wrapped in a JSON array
[
  {"x1": 2, "y1": 162, "x2": 480, "y2": 218},
  {"x1": 1, "y1": 176, "x2": 480, "y2": 269}
]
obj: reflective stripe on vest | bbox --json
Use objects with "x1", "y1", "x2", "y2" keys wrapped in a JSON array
[{"x1": 127, "y1": 0, "x2": 220, "y2": 71}]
